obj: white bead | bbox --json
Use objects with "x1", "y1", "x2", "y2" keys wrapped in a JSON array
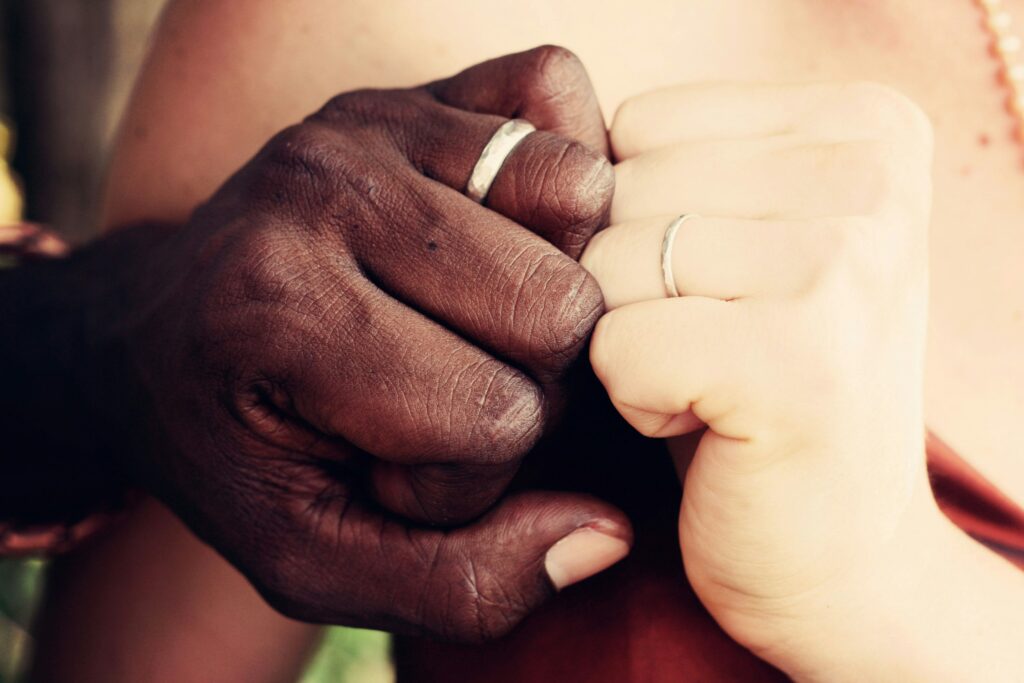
[
  {"x1": 992, "y1": 11, "x2": 1014, "y2": 30},
  {"x1": 980, "y1": 0, "x2": 1003, "y2": 9},
  {"x1": 1008, "y1": 63, "x2": 1024, "y2": 82},
  {"x1": 998, "y1": 35, "x2": 1022, "y2": 53},
  {"x1": 1009, "y1": 91, "x2": 1024, "y2": 116}
]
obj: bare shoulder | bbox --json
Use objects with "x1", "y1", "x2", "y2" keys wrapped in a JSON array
[{"x1": 103, "y1": 0, "x2": 548, "y2": 227}]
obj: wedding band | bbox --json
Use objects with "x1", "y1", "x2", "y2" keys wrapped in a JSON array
[
  {"x1": 465, "y1": 118, "x2": 536, "y2": 203},
  {"x1": 661, "y1": 214, "x2": 697, "y2": 298}
]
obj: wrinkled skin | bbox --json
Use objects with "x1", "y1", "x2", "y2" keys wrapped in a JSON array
[{"x1": 97, "y1": 47, "x2": 630, "y2": 641}]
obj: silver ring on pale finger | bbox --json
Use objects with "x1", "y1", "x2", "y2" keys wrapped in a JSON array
[
  {"x1": 465, "y1": 119, "x2": 536, "y2": 203},
  {"x1": 661, "y1": 214, "x2": 698, "y2": 298}
]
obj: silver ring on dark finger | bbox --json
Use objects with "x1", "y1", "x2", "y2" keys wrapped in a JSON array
[{"x1": 465, "y1": 119, "x2": 536, "y2": 203}]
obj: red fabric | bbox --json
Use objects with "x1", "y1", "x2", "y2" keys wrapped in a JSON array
[
  {"x1": 928, "y1": 431, "x2": 1024, "y2": 569},
  {"x1": 396, "y1": 431, "x2": 1024, "y2": 682}
]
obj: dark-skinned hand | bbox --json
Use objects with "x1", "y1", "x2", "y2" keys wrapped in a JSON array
[{"x1": 61, "y1": 46, "x2": 632, "y2": 641}]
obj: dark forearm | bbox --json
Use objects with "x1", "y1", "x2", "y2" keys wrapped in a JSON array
[{"x1": 0, "y1": 224, "x2": 178, "y2": 524}]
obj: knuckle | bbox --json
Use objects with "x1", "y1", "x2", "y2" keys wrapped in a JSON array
[
  {"x1": 830, "y1": 140, "x2": 906, "y2": 216},
  {"x1": 552, "y1": 264, "x2": 606, "y2": 356},
  {"x1": 254, "y1": 124, "x2": 343, "y2": 213},
  {"x1": 457, "y1": 360, "x2": 544, "y2": 464},
  {"x1": 227, "y1": 229, "x2": 307, "y2": 308},
  {"x1": 547, "y1": 141, "x2": 615, "y2": 248},
  {"x1": 837, "y1": 213, "x2": 922, "y2": 285},
  {"x1": 520, "y1": 44, "x2": 587, "y2": 90},
  {"x1": 498, "y1": 133, "x2": 613, "y2": 255},
  {"x1": 315, "y1": 88, "x2": 390, "y2": 125},
  {"x1": 513, "y1": 254, "x2": 605, "y2": 377},
  {"x1": 192, "y1": 230, "x2": 301, "y2": 358},
  {"x1": 316, "y1": 88, "x2": 429, "y2": 146},
  {"x1": 807, "y1": 218, "x2": 872, "y2": 290},
  {"x1": 839, "y1": 82, "x2": 934, "y2": 155},
  {"x1": 803, "y1": 215, "x2": 917, "y2": 305},
  {"x1": 213, "y1": 229, "x2": 361, "y2": 351},
  {"x1": 267, "y1": 124, "x2": 335, "y2": 181},
  {"x1": 508, "y1": 45, "x2": 594, "y2": 120}
]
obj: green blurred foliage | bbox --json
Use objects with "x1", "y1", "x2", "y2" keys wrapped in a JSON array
[
  {"x1": 301, "y1": 628, "x2": 394, "y2": 683},
  {"x1": 0, "y1": 558, "x2": 393, "y2": 683},
  {"x1": 0, "y1": 559, "x2": 45, "y2": 683}
]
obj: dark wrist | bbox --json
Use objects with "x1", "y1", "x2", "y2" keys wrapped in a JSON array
[{"x1": 0, "y1": 223, "x2": 180, "y2": 525}]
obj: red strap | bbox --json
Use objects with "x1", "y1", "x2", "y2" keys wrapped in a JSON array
[{"x1": 928, "y1": 430, "x2": 1024, "y2": 568}]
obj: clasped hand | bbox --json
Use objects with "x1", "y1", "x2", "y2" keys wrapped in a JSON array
[
  {"x1": 583, "y1": 82, "x2": 935, "y2": 672},
  {"x1": 99, "y1": 48, "x2": 937, "y2": 659},
  {"x1": 109, "y1": 46, "x2": 630, "y2": 642}
]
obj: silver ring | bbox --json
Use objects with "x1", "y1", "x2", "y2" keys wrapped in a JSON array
[
  {"x1": 661, "y1": 214, "x2": 697, "y2": 298},
  {"x1": 465, "y1": 119, "x2": 536, "y2": 203}
]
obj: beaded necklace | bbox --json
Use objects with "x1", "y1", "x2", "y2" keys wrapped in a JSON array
[{"x1": 974, "y1": 0, "x2": 1024, "y2": 144}]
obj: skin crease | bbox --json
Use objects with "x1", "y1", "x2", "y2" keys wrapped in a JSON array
[{"x1": 30, "y1": 0, "x2": 1024, "y2": 681}]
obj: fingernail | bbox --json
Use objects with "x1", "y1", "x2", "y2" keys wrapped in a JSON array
[{"x1": 545, "y1": 526, "x2": 631, "y2": 591}]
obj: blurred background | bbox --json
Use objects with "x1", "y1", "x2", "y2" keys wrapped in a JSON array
[{"x1": 0, "y1": 1, "x2": 392, "y2": 680}]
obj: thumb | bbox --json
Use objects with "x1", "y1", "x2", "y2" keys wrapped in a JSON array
[
  {"x1": 429, "y1": 45, "x2": 610, "y2": 156},
  {"x1": 416, "y1": 491, "x2": 632, "y2": 641},
  {"x1": 257, "y1": 489, "x2": 632, "y2": 643}
]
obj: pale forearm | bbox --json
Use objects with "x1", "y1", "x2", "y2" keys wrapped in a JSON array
[
  {"x1": 900, "y1": 513, "x2": 1024, "y2": 682},
  {"x1": 783, "y1": 487, "x2": 1024, "y2": 683}
]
